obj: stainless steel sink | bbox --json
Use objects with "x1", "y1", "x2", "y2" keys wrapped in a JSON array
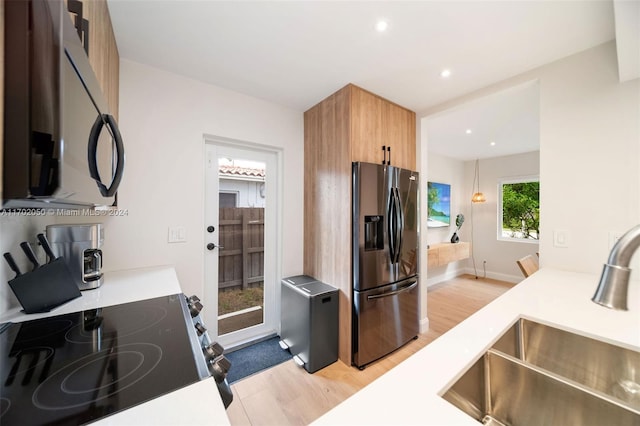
[{"x1": 442, "y1": 318, "x2": 640, "y2": 425}]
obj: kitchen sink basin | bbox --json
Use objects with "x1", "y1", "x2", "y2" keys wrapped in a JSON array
[{"x1": 442, "y1": 318, "x2": 640, "y2": 426}]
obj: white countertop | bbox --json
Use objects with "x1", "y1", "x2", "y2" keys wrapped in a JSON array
[
  {"x1": 0, "y1": 266, "x2": 182, "y2": 324},
  {"x1": 1, "y1": 266, "x2": 231, "y2": 426},
  {"x1": 92, "y1": 379, "x2": 229, "y2": 426},
  {"x1": 314, "y1": 268, "x2": 640, "y2": 425}
]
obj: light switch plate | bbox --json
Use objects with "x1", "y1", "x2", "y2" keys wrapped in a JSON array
[
  {"x1": 168, "y1": 226, "x2": 187, "y2": 243},
  {"x1": 553, "y1": 230, "x2": 569, "y2": 248}
]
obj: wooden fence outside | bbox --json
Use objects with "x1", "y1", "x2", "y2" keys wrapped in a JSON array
[{"x1": 218, "y1": 207, "x2": 265, "y2": 291}]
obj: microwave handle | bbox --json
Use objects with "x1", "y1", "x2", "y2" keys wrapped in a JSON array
[{"x1": 88, "y1": 114, "x2": 125, "y2": 197}]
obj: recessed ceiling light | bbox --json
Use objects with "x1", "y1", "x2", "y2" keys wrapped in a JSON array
[
  {"x1": 490, "y1": 141, "x2": 496, "y2": 146},
  {"x1": 375, "y1": 20, "x2": 389, "y2": 32},
  {"x1": 465, "y1": 129, "x2": 472, "y2": 134},
  {"x1": 440, "y1": 69, "x2": 451, "y2": 78}
]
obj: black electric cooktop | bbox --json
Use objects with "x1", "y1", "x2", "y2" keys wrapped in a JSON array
[{"x1": 0, "y1": 294, "x2": 202, "y2": 425}]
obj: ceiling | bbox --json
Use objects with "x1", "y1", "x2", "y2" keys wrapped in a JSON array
[
  {"x1": 426, "y1": 81, "x2": 539, "y2": 161},
  {"x1": 107, "y1": 0, "x2": 624, "y2": 160}
]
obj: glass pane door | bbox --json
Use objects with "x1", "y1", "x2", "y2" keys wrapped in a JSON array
[
  {"x1": 204, "y1": 141, "x2": 278, "y2": 349},
  {"x1": 217, "y1": 157, "x2": 266, "y2": 336}
]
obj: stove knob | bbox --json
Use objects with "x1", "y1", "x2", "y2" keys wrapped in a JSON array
[
  {"x1": 215, "y1": 356, "x2": 232, "y2": 375},
  {"x1": 203, "y1": 342, "x2": 224, "y2": 360},
  {"x1": 187, "y1": 298, "x2": 203, "y2": 317},
  {"x1": 210, "y1": 356, "x2": 232, "y2": 383},
  {"x1": 195, "y1": 322, "x2": 207, "y2": 336}
]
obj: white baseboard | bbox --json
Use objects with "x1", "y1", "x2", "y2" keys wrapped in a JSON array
[
  {"x1": 461, "y1": 267, "x2": 522, "y2": 284},
  {"x1": 427, "y1": 267, "x2": 522, "y2": 287},
  {"x1": 425, "y1": 267, "x2": 466, "y2": 287},
  {"x1": 419, "y1": 316, "x2": 430, "y2": 334}
]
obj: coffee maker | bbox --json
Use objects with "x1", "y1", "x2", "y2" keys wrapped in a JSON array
[{"x1": 46, "y1": 224, "x2": 104, "y2": 290}]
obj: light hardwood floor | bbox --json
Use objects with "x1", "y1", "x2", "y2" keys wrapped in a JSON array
[{"x1": 226, "y1": 275, "x2": 515, "y2": 425}]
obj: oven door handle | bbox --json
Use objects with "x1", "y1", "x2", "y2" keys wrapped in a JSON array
[{"x1": 88, "y1": 114, "x2": 125, "y2": 197}]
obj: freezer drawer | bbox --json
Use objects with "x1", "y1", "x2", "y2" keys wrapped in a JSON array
[
  {"x1": 352, "y1": 277, "x2": 419, "y2": 368},
  {"x1": 281, "y1": 276, "x2": 339, "y2": 373}
]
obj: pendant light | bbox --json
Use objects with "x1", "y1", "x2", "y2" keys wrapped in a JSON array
[{"x1": 471, "y1": 159, "x2": 486, "y2": 203}]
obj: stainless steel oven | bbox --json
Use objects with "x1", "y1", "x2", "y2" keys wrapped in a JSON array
[{"x1": 3, "y1": 0, "x2": 124, "y2": 209}]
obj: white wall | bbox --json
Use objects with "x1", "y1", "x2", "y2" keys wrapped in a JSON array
[
  {"x1": 423, "y1": 152, "x2": 467, "y2": 285},
  {"x1": 461, "y1": 152, "x2": 540, "y2": 283},
  {"x1": 0, "y1": 59, "x2": 304, "y2": 312},
  {"x1": 422, "y1": 151, "x2": 540, "y2": 286},
  {"x1": 420, "y1": 41, "x2": 640, "y2": 291},
  {"x1": 106, "y1": 59, "x2": 304, "y2": 299},
  {"x1": 538, "y1": 44, "x2": 640, "y2": 277}
]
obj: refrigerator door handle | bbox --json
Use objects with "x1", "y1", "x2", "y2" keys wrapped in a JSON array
[
  {"x1": 366, "y1": 280, "x2": 418, "y2": 300},
  {"x1": 387, "y1": 190, "x2": 397, "y2": 262},
  {"x1": 394, "y1": 187, "x2": 404, "y2": 264}
]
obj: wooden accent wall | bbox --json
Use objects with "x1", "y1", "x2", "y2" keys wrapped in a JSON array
[{"x1": 304, "y1": 86, "x2": 353, "y2": 363}]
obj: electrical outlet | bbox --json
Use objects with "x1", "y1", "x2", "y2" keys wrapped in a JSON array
[{"x1": 168, "y1": 226, "x2": 186, "y2": 243}]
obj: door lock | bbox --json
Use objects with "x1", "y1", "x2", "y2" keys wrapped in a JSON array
[{"x1": 207, "y1": 226, "x2": 215, "y2": 233}]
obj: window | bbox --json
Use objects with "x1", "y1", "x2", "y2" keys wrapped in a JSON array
[
  {"x1": 498, "y1": 177, "x2": 539, "y2": 242},
  {"x1": 219, "y1": 192, "x2": 238, "y2": 208}
]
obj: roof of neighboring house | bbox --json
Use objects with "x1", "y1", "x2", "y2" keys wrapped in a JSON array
[{"x1": 219, "y1": 165, "x2": 265, "y2": 179}]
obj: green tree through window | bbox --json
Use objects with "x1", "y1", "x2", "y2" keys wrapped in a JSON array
[{"x1": 500, "y1": 179, "x2": 539, "y2": 240}]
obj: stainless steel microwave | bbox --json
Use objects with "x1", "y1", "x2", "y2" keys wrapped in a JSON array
[{"x1": 3, "y1": 0, "x2": 125, "y2": 209}]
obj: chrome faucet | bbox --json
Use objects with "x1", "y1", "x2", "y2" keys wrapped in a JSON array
[{"x1": 592, "y1": 224, "x2": 640, "y2": 310}]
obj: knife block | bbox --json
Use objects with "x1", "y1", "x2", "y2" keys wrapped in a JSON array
[{"x1": 7, "y1": 258, "x2": 81, "y2": 314}]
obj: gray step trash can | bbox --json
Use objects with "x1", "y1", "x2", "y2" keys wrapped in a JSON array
[{"x1": 280, "y1": 275, "x2": 338, "y2": 373}]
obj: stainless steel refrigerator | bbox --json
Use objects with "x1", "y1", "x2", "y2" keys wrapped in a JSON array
[{"x1": 352, "y1": 161, "x2": 420, "y2": 369}]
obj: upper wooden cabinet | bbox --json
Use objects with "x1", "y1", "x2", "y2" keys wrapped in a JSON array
[
  {"x1": 350, "y1": 87, "x2": 382, "y2": 164},
  {"x1": 347, "y1": 84, "x2": 416, "y2": 170},
  {"x1": 382, "y1": 101, "x2": 415, "y2": 170},
  {"x1": 67, "y1": 0, "x2": 120, "y2": 120}
]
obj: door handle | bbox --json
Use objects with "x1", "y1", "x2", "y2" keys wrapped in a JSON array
[
  {"x1": 207, "y1": 243, "x2": 224, "y2": 250},
  {"x1": 387, "y1": 191, "x2": 396, "y2": 261},
  {"x1": 381, "y1": 146, "x2": 391, "y2": 165},
  {"x1": 366, "y1": 281, "x2": 418, "y2": 300},
  {"x1": 394, "y1": 188, "x2": 404, "y2": 263},
  {"x1": 88, "y1": 114, "x2": 125, "y2": 197}
]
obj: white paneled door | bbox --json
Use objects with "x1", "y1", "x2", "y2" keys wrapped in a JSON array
[{"x1": 204, "y1": 138, "x2": 280, "y2": 349}]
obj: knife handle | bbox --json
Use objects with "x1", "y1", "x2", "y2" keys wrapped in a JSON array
[
  {"x1": 3, "y1": 252, "x2": 21, "y2": 277},
  {"x1": 19, "y1": 242, "x2": 40, "y2": 271},
  {"x1": 37, "y1": 233, "x2": 57, "y2": 261}
]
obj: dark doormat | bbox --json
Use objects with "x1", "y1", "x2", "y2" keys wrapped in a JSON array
[{"x1": 226, "y1": 336, "x2": 292, "y2": 384}]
